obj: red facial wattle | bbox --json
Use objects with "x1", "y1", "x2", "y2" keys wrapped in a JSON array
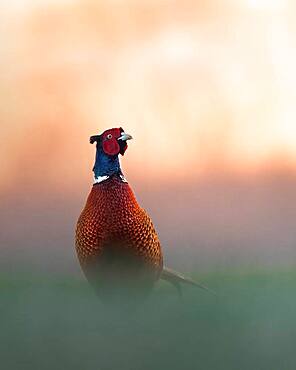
[
  {"x1": 102, "y1": 128, "x2": 122, "y2": 156},
  {"x1": 102, "y1": 137, "x2": 120, "y2": 156},
  {"x1": 101, "y1": 127, "x2": 128, "y2": 156}
]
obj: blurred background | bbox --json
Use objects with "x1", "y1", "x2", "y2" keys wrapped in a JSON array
[
  {"x1": 1, "y1": 0, "x2": 296, "y2": 273},
  {"x1": 1, "y1": 1, "x2": 296, "y2": 369}
]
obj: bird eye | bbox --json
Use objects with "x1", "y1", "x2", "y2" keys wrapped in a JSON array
[{"x1": 107, "y1": 134, "x2": 113, "y2": 140}]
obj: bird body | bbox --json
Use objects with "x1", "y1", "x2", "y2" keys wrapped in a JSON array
[
  {"x1": 76, "y1": 175, "x2": 163, "y2": 300},
  {"x1": 75, "y1": 127, "x2": 214, "y2": 302}
]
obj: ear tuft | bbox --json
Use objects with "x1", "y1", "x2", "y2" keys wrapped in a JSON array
[{"x1": 90, "y1": 135, "x2": 100, "y2": 144}]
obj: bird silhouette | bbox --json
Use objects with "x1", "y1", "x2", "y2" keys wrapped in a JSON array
[{"x1": 75, "y1": 127, "x2": 213, "y2": 303}]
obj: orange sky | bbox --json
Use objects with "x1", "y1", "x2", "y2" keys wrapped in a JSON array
[
  {"x1": 1, "y1": 1, "x2": 296, "y2": 271},
  {"x1": 1, "y1": 0, "x2": 296, "y2": 193}
]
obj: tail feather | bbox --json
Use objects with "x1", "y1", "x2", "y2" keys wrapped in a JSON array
[{"x1": 161, "y1": 267, "x2": 217, "y2": 296}]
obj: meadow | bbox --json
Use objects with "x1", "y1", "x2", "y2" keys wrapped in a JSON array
[{"x1": 1, "y1": 268, "x2": 295, "y2": 370}]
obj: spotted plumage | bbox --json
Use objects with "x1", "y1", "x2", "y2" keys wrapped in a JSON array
[
  {"x1": 75, "y1": 127, "x2": 214, "y2": 302},
  {"x1": 76, "y1": 176, "x2": 163, "y2": 301}
]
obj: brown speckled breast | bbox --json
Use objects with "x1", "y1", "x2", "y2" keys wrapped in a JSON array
[{"x1": 75, "y1": 175, "x2": 163, "y2": 299}]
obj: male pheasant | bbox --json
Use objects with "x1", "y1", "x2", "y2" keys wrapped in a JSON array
[{"x1": 75, "y1": 127, "x2": 212, "y2": 303}]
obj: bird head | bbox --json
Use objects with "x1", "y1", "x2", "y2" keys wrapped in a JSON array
[{"x1": 90, "y1": 127, "x2": 133, "y2": 156}]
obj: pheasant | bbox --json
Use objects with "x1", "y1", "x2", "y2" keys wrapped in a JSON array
[{"x1": 75, "y1": 127, "x2": 212, "y2": 303}]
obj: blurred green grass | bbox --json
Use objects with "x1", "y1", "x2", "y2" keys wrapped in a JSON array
[{"x1": 1, "y1": 269, "x2": 296, "y2": 370}]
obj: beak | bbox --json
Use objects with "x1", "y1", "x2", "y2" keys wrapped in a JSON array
[{"x1": 118, "y1": 132, "x2": 133, "y2": 141}]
